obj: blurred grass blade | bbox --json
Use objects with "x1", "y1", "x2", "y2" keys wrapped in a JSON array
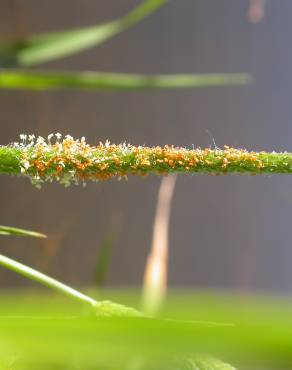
[
  {"x1": 0, "y1": 225, "x2": 46, "y2": 238},
  {"x1": 94, "y1": 221, "x2": 119, "y2": 288},
  {"x1": 0, "y1": 70, "x2": 251, "y2": 90},
  {"x1": 1, "y1": 0, "x2": 167, "y2": 67},
  {"x1": 0, "y1": 253, "x2": 96, "y2": 306}
]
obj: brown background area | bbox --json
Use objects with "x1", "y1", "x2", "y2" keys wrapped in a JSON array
[{"x1": 1, "y1": 0, "x2": 292, "y2": 293}]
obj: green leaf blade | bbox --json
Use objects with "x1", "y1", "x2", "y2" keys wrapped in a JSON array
[
  {"x1": 17, "y1": 21, "x2": 120, "y2": 66},
  {"x1": 0, "y1": 225, "x2": 46, "y2": 238},
  {"x1": 0, "y1": 70, "x2": 251, "y2": 91},
  {"x1": 1, "y1": 0, "x2": 167, "y2": 66}
]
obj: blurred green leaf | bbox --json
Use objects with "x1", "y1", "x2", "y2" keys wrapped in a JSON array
[
  {"x1": 0, "y1": 225, "x2": 46, "y2": 238},
  {"x1": 0, "y1": 70, "x2": 251, "y2": 90},
  {"x1": 0, "y1": 0, "x2": 167, "y2": 67},
  {"x1": 0, "y1": 291, "x2": 292, "y2": 369}
]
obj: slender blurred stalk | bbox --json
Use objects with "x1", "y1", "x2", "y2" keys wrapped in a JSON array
[
  {"x1": 142, "y1": 175, "x2": 177, "y2": 316},
  {"x1": 94, "y1": 218, "x2": 119, "y2": 288},
  {"x1": 0, "y1": 70, "x2": 251, "y2": 91}
]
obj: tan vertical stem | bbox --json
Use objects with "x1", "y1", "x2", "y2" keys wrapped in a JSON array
[{"x1": 142, "y1": 174, "x2": 177, "y2": 316}]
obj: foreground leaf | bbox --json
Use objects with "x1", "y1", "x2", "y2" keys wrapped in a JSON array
[{"x1": 0, "y1": 291, "x2": 291, "y2": 369}]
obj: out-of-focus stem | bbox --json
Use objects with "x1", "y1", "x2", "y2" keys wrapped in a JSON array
[
  {"x1": 248, "y1": 0, "x2": 266, "y2": 23},
  {"x1": 142, "y1": 175, "x2": 177, "y2": 315}
]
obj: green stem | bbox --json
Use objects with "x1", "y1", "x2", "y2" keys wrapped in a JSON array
[
  {"x1": 0, "y1": 70, "x2": 250, "y2": 91},
  {"x1": 0, "y1": 254, "x2": 97, "y2": 306}
]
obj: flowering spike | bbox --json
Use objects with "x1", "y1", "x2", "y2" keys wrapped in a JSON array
[{"x1": 0, "y1": 135, "x2": 292, "y2": 188}]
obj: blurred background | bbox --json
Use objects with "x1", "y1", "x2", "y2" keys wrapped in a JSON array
[{"x1": 0, "y1": 0, "x2": 292, "y2": 294}]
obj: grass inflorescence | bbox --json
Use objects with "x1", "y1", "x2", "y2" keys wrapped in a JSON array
[{"x1": 1, "y1": 134, "x2": 292, "y2": 187}]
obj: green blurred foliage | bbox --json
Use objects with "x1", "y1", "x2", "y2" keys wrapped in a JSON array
[{"x1": 0, "y1": 291, "x2": 291, "y2": 369}]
